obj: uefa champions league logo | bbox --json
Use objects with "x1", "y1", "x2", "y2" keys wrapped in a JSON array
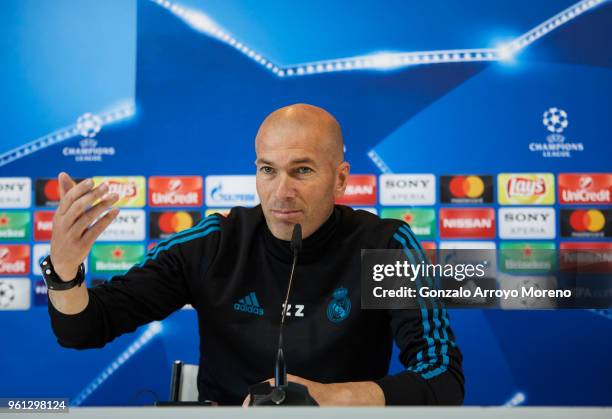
[
  {"x1": 528, "y1": 107, "x2": 583, "y2": 158},
  {"x1": 62, "y1": 112, "x2": 116, "y2": 162},
  {"x1": 542, "y1": 107, "x2": 569, "y2": 145},
  {"x1": 77, "y1": 113, "x2": 103, "y2": 138},
  {"x1": 542, "y1": 107, "x2": 568, "y2": 135},
  {"x1": 76, "y1": 113, "x2": 102, "y2": 148}
]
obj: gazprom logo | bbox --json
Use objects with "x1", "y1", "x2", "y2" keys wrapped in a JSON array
[
  {"x1": 210, "y1": 184, "x2": 255, "y2": 202},
  {"x1": 205, "y1": 176, "x2": 259, "y2": 206}
]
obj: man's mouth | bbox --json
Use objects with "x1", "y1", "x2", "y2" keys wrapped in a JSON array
[{"x1": 271, "y1": 209, "x2": 303, "y2": 219}]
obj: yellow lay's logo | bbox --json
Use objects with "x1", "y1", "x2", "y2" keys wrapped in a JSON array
[
  {"x1": 498, "y1": 173, "x2": 555, "y2": 205},
  {"x1": 93, "y1": 177, "x2": 146, "y2": 207}
]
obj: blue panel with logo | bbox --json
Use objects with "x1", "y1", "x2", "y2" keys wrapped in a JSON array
[{"x1": 0, "y1": 0, "x2": 611, "y2": 407}]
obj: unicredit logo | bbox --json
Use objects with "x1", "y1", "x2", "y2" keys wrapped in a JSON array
[
  {"x1": 0, "y1": 245, "x2": 29, "y2": 274},
  {"x1": 558, "y1": 174, "x2": 612, "y2": 204},
  {"x1": 149, "y1": 176, "x2": 203, "y2": 206},
  {"x1": 152, "y1": 191, "x2": 199, "y2": 205},
  {"x1": 507, "y1": 177, "x2": 546, "y2": 197},
  {"x1": 0, "y1": 261, "x2": 26, "y2": 273},
  {"x1": 562, "y1": 188, "x2": 610, "y2": 203},
  {"x1": 169, "y1": 179, "x2": 182, "y2": 191}
]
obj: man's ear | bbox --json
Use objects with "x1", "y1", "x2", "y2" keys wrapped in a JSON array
[{"x1": 334, "y1": 162, "x2": 350, "y2": 198}]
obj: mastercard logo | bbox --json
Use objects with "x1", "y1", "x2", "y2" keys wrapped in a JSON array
[
  {"x1": 157, "y1": 211, "x2": 195, "y2": 234},
  {"x1": 44, "y1": 179, "x2": 61, "y2": 201},
  {"x1": 449, "y1": 176, "x2": 485, "y2": 198},
  {"x1": 569, "y1": 210, "x2": 606, "y2": 232}
]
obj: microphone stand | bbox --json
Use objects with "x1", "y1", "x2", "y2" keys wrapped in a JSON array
[{"x1": 249, "y1": 224, "x2": 318, "y2": 406}]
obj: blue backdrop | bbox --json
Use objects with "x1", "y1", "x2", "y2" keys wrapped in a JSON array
[{"x1": 0, "y1": 0, "x2": 611, "y2": 407}]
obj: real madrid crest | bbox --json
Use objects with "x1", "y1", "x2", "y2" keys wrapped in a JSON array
[{"x1": 327, "y1": 287, "x2": 351, "y2": 323}]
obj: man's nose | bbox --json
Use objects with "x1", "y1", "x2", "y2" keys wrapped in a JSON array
[{"x1": 275, "y1": 174, "x2": 297, "y2": 200}]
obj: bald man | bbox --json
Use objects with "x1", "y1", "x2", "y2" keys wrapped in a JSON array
[{"x1": 46, "y1": 104, "x2": 464, "y2": 406}]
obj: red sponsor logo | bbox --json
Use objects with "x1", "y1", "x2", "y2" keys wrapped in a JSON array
[
  {"x1": 44, "y1": 179, "x2": 61, "y2": 201},
  {"x1": 34, "y1": 211, "x2": 54, "y2": 241},
  {"x1": 449, "y1": 176, "x2": 485, "y2": 198},
  {"x1": 507, "y1": 177, "x2": 546, "y2": 197},
  {"x1": 439, "y1": 208, "x2": 496, "y2": 239},
  {"x1": 559, "y1": 242, "x2": 612, "y2": 272},
  {"x1": 0, "y1": 244, "x2": 30, "y2": 275},
  {"x1": 568, "y1": 209, "x2": 605, "y2": 233},
  {"x1": 148, "y1": 176, "x2": 203, "y2": 207},
  {"x1": 558, "y1": 174, "x2": 612, "y2": 204},
  {"x1": 336, "y1": 175, "x2": 377, "y2": 206}
]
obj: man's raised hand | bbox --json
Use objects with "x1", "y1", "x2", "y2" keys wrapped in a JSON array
[{"x1": 49, "y1": 172, "x2": 119, "y2": 280}]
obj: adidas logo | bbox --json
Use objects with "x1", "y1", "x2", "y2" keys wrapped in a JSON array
[{"x1": 233, "y1": 291, "x2": 264, "y2": 316}]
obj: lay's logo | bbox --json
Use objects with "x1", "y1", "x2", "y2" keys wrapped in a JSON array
[
  {"x1": 498, "y1": 173, "x2": 555, "y2": 205},
  {"x1": 93, "y1": 177, "x2": 145, "y2": 207}
]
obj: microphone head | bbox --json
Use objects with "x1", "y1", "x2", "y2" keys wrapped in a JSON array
[{"x1": 290, "y1": 224, "x2": 302, "y2": 252}]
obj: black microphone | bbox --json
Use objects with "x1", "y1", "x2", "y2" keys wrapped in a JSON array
[
  {"x1": 290, "y1": 223, "x2": 302, "y2": 252},
  {"x1": 274, "y1": 223, "x2": 301, "y2": 390},
  {"x1": 249, "y1": 224, "x2": 317, "y2": 406}
]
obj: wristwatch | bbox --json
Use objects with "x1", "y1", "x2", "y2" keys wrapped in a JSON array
[{"x1": 40, "y1": 255, "x2": 85, "y2": 291}]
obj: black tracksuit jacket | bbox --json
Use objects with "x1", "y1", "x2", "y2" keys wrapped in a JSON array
[{"x1": 49, "y1": 205, "x2": 464, "y2": 405}]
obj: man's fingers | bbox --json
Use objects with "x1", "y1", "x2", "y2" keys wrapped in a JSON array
[
  {"x1": 57, "y1": 178, "x2": 95, "y2": 215},
  {"x1": 70, "y1": 193, "x2": 120, "y2": 237},
  {"x1": 63, "y1": 182, "x2": 110, "y2": 225},
  {"x1": 82, "y1": 207, "x2": 119, "y2": 247},
  {"x1": 242, "y1": 395, "x2": 250, "y2": 407},
  {"x1": 58, "y1": 172, "x2": 76, "y2": 200}
]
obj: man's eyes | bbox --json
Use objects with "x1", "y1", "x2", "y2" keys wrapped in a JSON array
[
  {"x1": 296, "y1": 167, "x2": 313, "y2": 175},
  {"x1": 258, "y1": 166, "x2": 313, "y2": 175}
]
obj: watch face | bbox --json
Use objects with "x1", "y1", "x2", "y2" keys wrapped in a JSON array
[{"x1": 40, "y1": 255, "x2": 51, "y2": 275}]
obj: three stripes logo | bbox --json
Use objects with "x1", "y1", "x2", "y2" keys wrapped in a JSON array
[{"x1": 233, "y1": 291, "x2": 264, "y2": 316}]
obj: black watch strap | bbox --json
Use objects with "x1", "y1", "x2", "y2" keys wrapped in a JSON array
[{"x1": 40, "y1": 255, "x2": 85, "y2": 291}]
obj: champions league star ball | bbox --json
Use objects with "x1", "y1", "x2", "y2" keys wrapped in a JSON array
[
  {"x1": 542, "y1": 107, "x2": 568, "y2": 134},
  {"x1": 76, "y1": 113, "x2": 103, "y2": 138},
  {"x1": 0, "y1": 281, "x2": 16, "y2": 308}
]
